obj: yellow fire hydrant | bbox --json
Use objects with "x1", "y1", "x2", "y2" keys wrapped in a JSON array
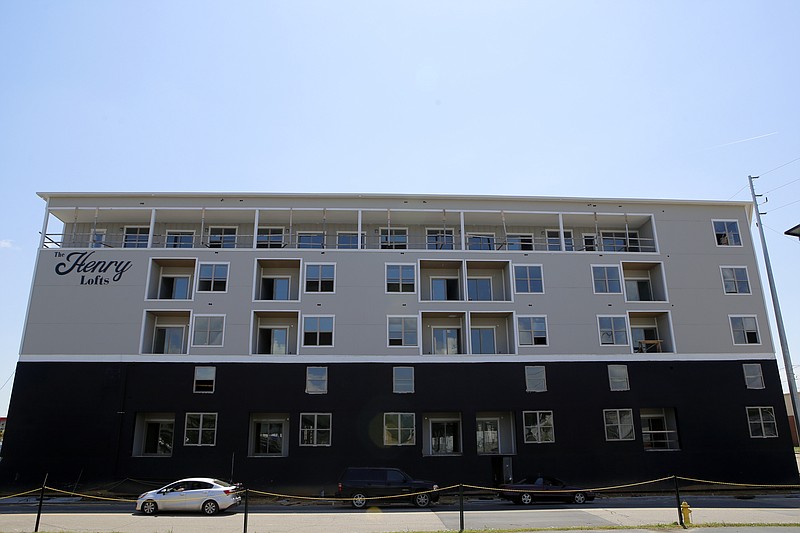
[{"x1": 681, "y1": 501, "x2": 692, "y2": 525}]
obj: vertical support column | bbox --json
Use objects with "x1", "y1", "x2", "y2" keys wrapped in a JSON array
[
  {"x1": 357, "y1": 209, "x2": 362, "y2": 249},
  {"x1": 38, "y1": 199, "x2": 51, "y2": 249},
  {"x1": 459, "y1": 211, "x2": 466, "y2": 251},
  {"x1": 253, "y1": 209, "x2": 260, "y2": 249},
  {"x1": 200, "y1": 208, "x2": 206, "y2": 247},
  {"x1": 148, "y1": 208, "x2": 156, "y2": 248}
]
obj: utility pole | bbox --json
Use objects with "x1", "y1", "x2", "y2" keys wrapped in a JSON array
[{"x1": 748, "y1": 175, "x2": 800, "y2": 443}]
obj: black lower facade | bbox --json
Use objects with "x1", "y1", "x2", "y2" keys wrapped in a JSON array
[{"x1": 1, "y1": 359, "x2": 797, "y2": 491}]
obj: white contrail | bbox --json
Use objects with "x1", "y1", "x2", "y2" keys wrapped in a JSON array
[{"x1": 709, "y1": 131, "x2": 778, "y2": 149}]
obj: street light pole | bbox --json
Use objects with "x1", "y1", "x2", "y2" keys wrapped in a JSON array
[{"x1": 748, "y1": 175, "x2": 800, "y2": 445}]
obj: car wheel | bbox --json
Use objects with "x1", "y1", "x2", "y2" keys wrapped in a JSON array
[
  {"x1": 351, "y1": 493, "x2": 368, "y2": 509},
  {"x1": 573, "y1": 492, "x2": 587, "y2": 504},
  {"x1": 202, "y1": 500, "x2": 219, "y2": 515},
  {"x1": 413, "y1": 492, "x2": 431, "y2": 508},
  {"x1": 519, "y1": 492, "x2": 533, "y2": 505},
  {"x1": 141, "y1": 500, "x2": 158, "y2": 515}
]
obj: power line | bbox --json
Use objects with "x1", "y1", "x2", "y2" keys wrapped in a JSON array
[
  {"x1": 761, "y1": 155, "x2": 800, "y2": 177},
  {"x1": 0, "y1": 371, "x2": 15, "y2": 393},
  {"x1": 727, "y1": 185, "x2": 749, "y2": 200},
  {"x1": 767, "y1": 197, "x2": 800, "y2": 213},
  {"x1": 763, "y1": 176, "x2": 800, "y2": 195}
]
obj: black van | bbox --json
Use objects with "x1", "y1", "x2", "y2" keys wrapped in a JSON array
[{"x1": 336, "y1": 467, "x2": 439, "y2": 508}]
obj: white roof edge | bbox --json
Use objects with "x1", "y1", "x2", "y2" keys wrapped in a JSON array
[{"x1": 36, "y1": 191, "x2": 755, "y2": 209}]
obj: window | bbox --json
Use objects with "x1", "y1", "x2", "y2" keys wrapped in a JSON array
[
  {"x1": 337, "y1": 232, "x2": 364, "y2": 249},
  {"x1": 433, "y1": 327, "x2": 461, "y2": 354},
  {"x1": 250, "y1": 416, "x2": 288, "y2": 456},
  {"x1": 518, "y1": 317, "x2": 548, "y2": 346},
  {"x1": 197, "y1": 263, "x2": 228, "y2": 292},
  {"x1": 603, "y1": 409, "x2": 634, "y2": 441},
  {"x1": 193, "y1": 367, "x2": 215, "y2": 393},
  {"x1": 625, "y1": 278, "x2": 653, "y2": 301},
  {"x1": 159, "y1": 275, "x2": 191, "y2": 299},
  {"x1": 431, "y1": 277, "x2": 460, "y2": 300},
  {"x1": 124, "y1": 226, "x2": 149, "y2": 248},
  {"x1": 306, "y1": 366, "x2": 328, "y2": 394},
  {"x1": 388, "y1": 317, "x2": 418, "y2": 347},
  {"x1": 298, "y1": 232, "x2": 324, "y2": 249},
  {"x1": 430, "y1": 419, "x2": 461, "y2": 454},
  {"x1": 467, "y1": 278, "x2": 492, "y2": 301},
  {"x1": 153, "y1": 326, "x2": 186, "y2": 354},
  {"x1": 713, "y1": 220, "x2": 742, "y2": 246},
  {"x1": 427, "y1": 229, "x2": 454, "y2": 250},
  {"x1": 300, "y1": 413, "x2": 331, "y2": 446},
  {"x1": 166, "y1": 231, "x2": 194, "y2": 248},
  {"x1": 470, "y1": 328, "x2": 496, "y2": 354},
  {"x1": 192, "y1": 316, "x2": 224, "y2": 346},
  {"x1": 608, "y1": 365, "x2": 630, "y2": 391},
  {"x1": 305, "y1": 264, "x2": 335, "y2": 293},
  {"x1": 514, "y1": 265, "x2": 544, "y2": 293},
  {"x1": 468, "y1": 234, "x2": 495, "y2": 250},
  {"x1": 523, "y1": 411, "x2": 554, "y2": 443},
  {"x1": 602, "y1": 231, "x2": 639, "y2": 252},
  {"x1": 592, "y1": 266, "x2": 622, "y2": 293},
  {"x1": 393, "y1": 367, "x2": 415, "y2": 393},
  {"x1": 303, "y1": 316, "x2": 334, "y2": 346},
  {"x1": 386, "y1": 264, "x2": 415, "y2": 293},
  {"x1": 730, "y1": 315, "x2": 760, "y2": 345},
  {"x1": 641, "y1": 408, "x2": 679, "y2": 450},
  {"x1": 257, "y1": 227, "x2": 284, "y2": 248},
  {"x1": 384, "y1": 413, "x2": 415, "y2": 446},
  {"x1": 546, "y1": 230, "x2": 573, "y2": 251},
  {"x1": 721, "y1": 267, "x2": 751, "y2": 294},
  {"x1": 184, "y1": 413, "x2": 217, "y2": 446},
  {"x1": 476, "y1": 418, "x2": 500, "y2": 453},
  {"x1": 582, "y1": 233, "x2": 597, "y2": 252},
  {"x1": 747, "y1": 407, "x2": 778, "y2": 438},
  {"x1": 261, "y1": 277, "x2": 290, "y2": 300},
  {"x1": 525, "y1": 366, "x2": 546, "y2": 392},
  {"x1": 743, "y1": 363, "x2": 765, "y2": 389},
  {"x1": 135, "y1": 414, "x2": 174, "y2": 456},
  {"x1": 257, "y1": 327, "x2": 289, "y2": 355},
  {"x1": 598, "y1": 316, "x2": 628, "y2": 345},
  {"x1": 380, "y1": 228, "x2": 407, "y2": 249},
  {"x1": 90, "y1": 229, "x2": 106, "y2": 248},
  {"x1": 208, "y1": 227, "x2": 237, "y2": 248},
  {"x1": 506, "y1": 234, "x2": 533, "y2": 251}
]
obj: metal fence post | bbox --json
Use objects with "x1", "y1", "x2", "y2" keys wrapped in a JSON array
[
  {"x1": 242, "y1": 488, "x2": 249, "y2": 533},
  {"x1": 34, "y1": 473, "x2": 48, "y2": 533},
  {"x1": 673, "y1": 475, "x2": 686, "y2": 529},
  {"x1": 459, "y1": 484, "x2": 464, "y2": 533}
]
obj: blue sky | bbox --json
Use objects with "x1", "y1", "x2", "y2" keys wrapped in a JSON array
[{"x1": 0, "y1": 1, "x2": 799, "y2": 416}]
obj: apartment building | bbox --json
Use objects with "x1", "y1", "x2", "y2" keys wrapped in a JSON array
[{"x1": 1, "y1": 192, "x2": 796, "y2": 489}]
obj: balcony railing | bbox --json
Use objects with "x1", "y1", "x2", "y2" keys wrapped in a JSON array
[{"x1": 44, "y1": 232, "x2": 657, "y2": 253}]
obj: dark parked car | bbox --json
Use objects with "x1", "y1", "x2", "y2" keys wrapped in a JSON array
[
  {"x1": 336, "y1": 467, "x2": 439, "y2": 508},
  {"x1": 498, "y1": 476, "x2": 595, "y2": 505}
]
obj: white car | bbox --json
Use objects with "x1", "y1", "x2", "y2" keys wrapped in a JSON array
[{"x1": 136, "y1": 478, "x2": 242, "y2": 515}]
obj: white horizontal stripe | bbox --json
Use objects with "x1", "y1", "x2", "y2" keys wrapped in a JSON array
[{"x1": 17, "y1": 353, "x2": 776, "y2": 364}]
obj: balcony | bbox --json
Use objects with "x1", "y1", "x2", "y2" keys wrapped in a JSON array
[
  {"x1": 42, "y1": 206, "x2": 658, "y2": 253},
  {"x1": 629, "y1": 311, "x2": 674, "y2": 353},
  {"x1": 622, "y1": 262, "x2": 667, "y2": 302}
]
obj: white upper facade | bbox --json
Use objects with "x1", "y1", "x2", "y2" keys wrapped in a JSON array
[{"x1": 22, "y1": 192, "x2": 770, "y2": 363}]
